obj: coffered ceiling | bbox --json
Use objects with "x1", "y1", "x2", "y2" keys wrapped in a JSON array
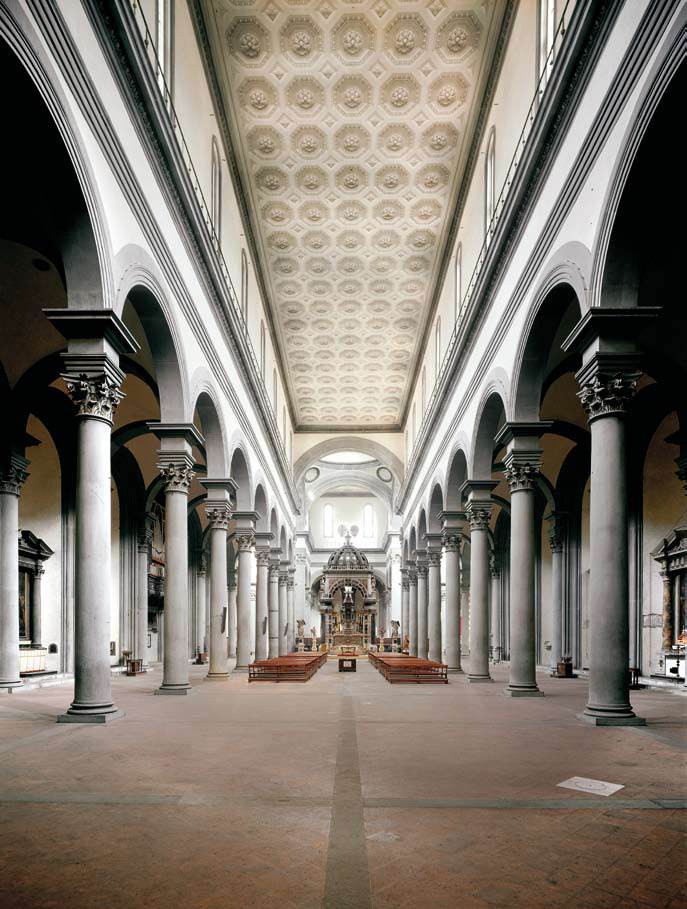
[{"x1": 198, "y1": 0, "x2": 506, "y2": 429}]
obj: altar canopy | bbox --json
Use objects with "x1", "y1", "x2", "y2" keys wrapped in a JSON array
[{"x1": 318, "y1": 534, "x2": 378, "y2": 651}]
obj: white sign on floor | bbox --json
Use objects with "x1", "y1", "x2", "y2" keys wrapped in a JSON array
[{"x1": 557, "y1": 776, "x2": 624, "y2": 796}]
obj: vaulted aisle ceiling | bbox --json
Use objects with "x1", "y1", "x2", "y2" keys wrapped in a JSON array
[{"x1": 199, "y1": 0, "x2": 506, "y2": 430}]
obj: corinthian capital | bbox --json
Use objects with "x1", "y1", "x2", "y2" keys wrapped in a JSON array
[
  {"x1": 63, "y1": 372, "x2": 124, "y2": 423},
  {"x1": 0, "y1": 455, "x2": 30, "y2": 496},
  {"x1": 256, "y1": 549, "x2": 271, "y2": 568},
  {"x1": 466, "y1": 504, "x2": 491, "y2": 531},
  {"x1": 577, "y1": 371, "x2": 640, "y2": 421},
  {"x1": 205, "y1": 503, "x2": 231, "y2": 531},
  {"x1": 160, "y1": 462, "x2": 195, "y2": 494},
  {"x1": 427, "y1": 549, "x2": 441, "y2": 569},
  {"x1": 442, "y1": 531, "x2": 462, "y2": 553},
  {"x1": 236, "y1": 532, "x2": 255, "y2": 553},
  {"x1": 416, "y1": 562, "x2": 428, "y2": 579},
  {"x1": 504, "y1": 460, "x2": 540, "y2": 493}
]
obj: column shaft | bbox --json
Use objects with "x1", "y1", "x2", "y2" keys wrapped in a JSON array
[
  {"x1": 550, "y1": 545, "x2": 564, "y2": 671},
  {"x1": 136, "y1": 531, "x2": 151, "y2": 670},
  {"x1": 278, "y1": 573, "x2": 288, "y2": 656},
  {"x1": 506, "y1": 484, "x2": 540, "y2": 695},
  {"x1": 254, "y1": 552, "x2": 269, "y2": 661},
  {"x1": 195, "y1": 564, "x2": 206, "y2": 661},
  {"x1": 228, "y1": 579, "x2": 237, "y2": 659},
  {"x1": 586, "y1": 410, "x2": 639, "y2": 720},
  {"x1": 286, "y1": 571, "x2": 295, "y2": 653},
  {"x1": 427, "y1": 552, "x2": 442, "y2": 663},
  {"x1": 235, "y1": 534, "x2": 254, "y2": 670},
  {"x1": 400, "y1": 571, "x2": 409, "y2": 646},
  {"x1": 158, "y1": 468, "x2": 193, "y2": 695},
  {"x1": 268, "y1": 564, "x2": 279, "y2": 658},
  {"x1": 408, "y1": 571, "x2": 418, "y2": 656},
  {"x1": 490, "y1": 562, "x2": 501, "y2": 662},
  {"x1": 416, "y1": 563, "x2": 428, "y2": 660},
  {"x1": 443, "y1": 536, "x2": 462, "y2": 672},
  {"x1": 467, "y1": 508, "x2": 492, "y2": 682},
  {"x1": 206, "y1": 508, "x2": 230, "y2": 680},
  {"x1": 0, "y1": 459, "x2": 28, "y2": 690}
]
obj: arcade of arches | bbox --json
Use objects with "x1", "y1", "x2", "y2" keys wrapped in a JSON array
[{"x1": 1, "y1": 2, "x2": 685, "y2": 908}]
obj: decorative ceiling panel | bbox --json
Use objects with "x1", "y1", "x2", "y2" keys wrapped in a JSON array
[{"x1": 201, "y1": 0, "x2": 504, "y2": 428}]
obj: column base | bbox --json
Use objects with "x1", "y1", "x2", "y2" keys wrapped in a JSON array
[
  {"x1": 58, "y1": 708, "x2": 124, "y2": 724},
  {"x1": 0, "y1": 680, "x2": 23, "y2": 692},
  {"x1": 206, "y1": 672, "x2": 230, "y2": 681},
  {"x1": 233, "y1": 665, "x2": 249, "y2": 673},
  {"x1": 447, "y1": 667, "x2": 464, "y2": 674},
  {"x1": 468, "y1": 674, "x2": 493, "y2": 683},
  {"x1": 504, "y1": 685, "x2": 544, "y2": 697},
  {"x1": 581, "y1": 706, "x2": 646, "y2": 726},
  {"x1": 155, "y1": 684, "x2": 192, "y2": 695}
]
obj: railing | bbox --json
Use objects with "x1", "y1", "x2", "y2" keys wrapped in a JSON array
[
  {"x1": 407, "y1": 0, "x2": 574, "y2": 471},
  {"x1": 127, "y1": 0, "x2": 292, "y2": 473}
]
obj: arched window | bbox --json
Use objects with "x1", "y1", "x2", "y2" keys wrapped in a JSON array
[
  {"x1": 538, "y1": 0, "x2": 556, "y2": 85},
  {"x1": 282, "y1": 405, "x2": 286, "y2": 442},
  {"x1": 362, "y1": 503, "x2": 374, "y2": 539},
  {"x1": 210, "y1": 137, "x2": 221, "y2": 241},
  {"x1": 454, "y1": 244, "x2": 462, "y2": 323},
  {"x1": 259, "y1": 321, "x2": 266, "y2": 378},
  {"x1": 155, "y1": 0, "x2": 173, "y2": 100},
  {"x1": 272, "y1": 368, "x2": 278, "y2": 411},
  {"x1": 485, "y1": 129, "x2": 496, "y2": 245},
  {"x1": 434, "y1": 318, "x2": 441, "y2": 380},
  {"x1": 421, "y1": 366, "x2": 427, "y2": 415},
  {"x1": 240, "y1": 249, "x2": 249, "y2": 323},
  {"x1": 323, "y1": 504, "x2": 334, "y2": 538}
]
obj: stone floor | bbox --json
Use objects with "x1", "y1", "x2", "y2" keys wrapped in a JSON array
[{"x1": 0, "y1": 659, "x2": 685, "y2": 909}]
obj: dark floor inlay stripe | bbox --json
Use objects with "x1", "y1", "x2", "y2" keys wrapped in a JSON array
[
  {"x1": 323, "y1": 693, "x2": 371, "y2": 909},
  {"x1": 364, "y1": 797, "x2": 687, "y2": 810}
]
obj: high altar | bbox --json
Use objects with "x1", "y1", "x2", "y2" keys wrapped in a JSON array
[{"x1": 318, "y1": 534, "x2": 378, "y2": 652}]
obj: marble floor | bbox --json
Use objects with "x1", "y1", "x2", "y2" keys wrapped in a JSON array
[{"x1": 0, "y1": 659, "x2": 685, "y2": 909}]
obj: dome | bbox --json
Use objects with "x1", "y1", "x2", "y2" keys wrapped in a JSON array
[{"x1": 327, "y1": 536, "x2": 369, "y2": 570}]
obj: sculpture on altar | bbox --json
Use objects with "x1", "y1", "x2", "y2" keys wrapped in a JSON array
[
  {"x1": 391, "y1": 620, "x2": 400, "y2": 638},
  {"x1": 296, "y1": 618, "x2": 305, "y2": 639}
]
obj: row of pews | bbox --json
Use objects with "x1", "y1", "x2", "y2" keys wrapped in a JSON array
[
  {"x1": 368, "y1": 651, "x2": 449, "y2": 684},
  {"x1": 248, "y1": 651, "x2": 327, "y2": 682}
]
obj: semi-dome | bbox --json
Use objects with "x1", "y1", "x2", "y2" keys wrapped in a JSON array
[{"x1": 327, "y1": 534, "x2": 369, "y2": 570}]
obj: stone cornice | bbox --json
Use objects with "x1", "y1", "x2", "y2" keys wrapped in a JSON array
[
  {"x1": 46, "y1": 0, "x2": 300, "y2": 515},
  {"x1": 395, "y1": 0, "x2": 626, "y2": 515}
]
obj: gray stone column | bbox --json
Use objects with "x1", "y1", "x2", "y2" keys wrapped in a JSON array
[
  {"x1": 498, "y1": 425, "x2": 546, "y2": 697},
  {"x1": 268, "y1": 560, "x2": 280, "y2": 658},
  {"x1": 157, "y1": 460, "x2": 195, "y2": 695},
  {"x1": 136, "y1": 526, "x2": 152, "y2": 670},
  {"x1": 254, "y1": 547, "x2": 270, "y2": 661},
  {"x1": 416, "y1": 558, "x2": 428, "y2": 660},
  {"x1": 61, "y1": 372, "x2": 127, "y2": 718},
  {"x1": 489, "y1": 554, "x2": 501, "y2": 662},
  {"x1": 195, "y1": 555, "x2": 207, "y2": 661},
  {"x1": 577, "y1": 362, "x2": 644, "y2": 723},
  {"x1": 408, "y1": 566, "x2": 418, "y2": 656},
  {"x1": 465, "y1": 491, "x2": 494, "y2": 683},
  {"x1": 442, "y1": 530, "x2": 463, "y2": 672},
  {"x1": 278, "y1": 569, "x2": 288, "y2": 656},
  {"x1": 204, "y1": 496, "x2": 231, "y2": 681},
  {"x1": 400, "y1": 568, "x2": 409, "y2": 647},
  {"x1": 32, "y1": 565, "x2": 44, "y2": 648},
  {"x1": 287, "y1": 568, "x2": 295, "y2": 653},
  {"x1": 0, "y1": 456, "x2": 29, "y2": 692},
  {"x1": 148, "y1": 423, "x2": 203, "y2": 697},
  {"x1": 46, "y1": 310, "x2": 138, "y2": 718},
  {"x1": 227, "y1": 574, "x2": 237, "y2": 660},
  {"x1": 234, "y1": 531, "x2": 255, "y2": 670},
  {"x1": 426, "y1": 544, "x2": 442, "y2": 663},
  {"x1": 546, "y1": 513, "x2": 565, "y2": 673}
]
